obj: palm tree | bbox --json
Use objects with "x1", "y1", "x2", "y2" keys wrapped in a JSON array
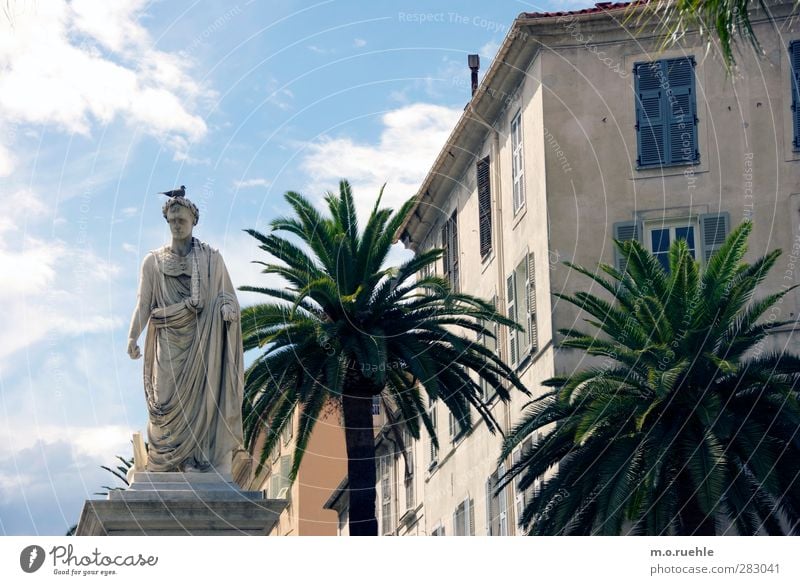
[
  {"x1": 240, "y1": 180, "x2": 527, "y2": 536},
  {"x1": 635, "y1": 0, "x2": 793, "y2": 69},
  {"x1": 499, "y1": 220, "x2": 800, "y2": 535}
]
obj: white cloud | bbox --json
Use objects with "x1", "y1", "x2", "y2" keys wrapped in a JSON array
[
  {"x1": 300, "y1": 103, "x2": 461, "y2": 221},
  {"x1": 0, "y1": 190, "x2": 123, "y2": 364},
  {"x1": 233, "y1": 178, "x2": 271, "y2": 189},
  {"x1": 353, "y1": 38, "x2": 367, "y2": 48},
  {"x1": 480, "y1": 39, "x2": 501, "y2": 65},
  {"x1": 0, "y1": 0, "x2": 209, "y2": 175}
]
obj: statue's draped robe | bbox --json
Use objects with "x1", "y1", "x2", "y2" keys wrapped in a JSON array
[{"x1": 130, "y1": 239, "x2": 244, "y2": 472}]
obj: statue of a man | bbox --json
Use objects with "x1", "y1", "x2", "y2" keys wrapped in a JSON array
[{"x1": 127, "y1": 194, "x2": 244, "y2": 476}]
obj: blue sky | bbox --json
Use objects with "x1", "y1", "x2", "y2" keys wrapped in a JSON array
[{"x1": 0, "y1": 0, "x2": 589, "y2": 535}]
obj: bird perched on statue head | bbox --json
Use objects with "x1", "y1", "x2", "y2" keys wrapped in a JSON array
[{"x1": 159, "y1": 185, "x2": 186, "y2": 198}]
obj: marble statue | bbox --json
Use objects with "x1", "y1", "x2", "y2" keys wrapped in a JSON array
[{"x1": 127, "y1": 194, "x2": 244, "y2": 475}]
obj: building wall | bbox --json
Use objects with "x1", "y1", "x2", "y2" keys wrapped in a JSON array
[
  {"x1": 539, "y1": 12, "x2": 800, "y2": 375},
  {"x1": 326, "y1": 2, "x2": 800, "y2": 536}
]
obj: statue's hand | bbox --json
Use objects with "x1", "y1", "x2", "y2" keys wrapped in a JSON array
[
  {"x1": 127, "y1": 338, "x2": 141, "y2": 360},
  {"x1": 221, "y1": 304, "x2": 238, "y2": 323}
]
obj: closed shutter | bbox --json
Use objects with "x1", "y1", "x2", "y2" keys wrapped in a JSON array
[
  {"x1": 635, "y1": 57, "x2": 697, "y2": 167},
  {"x1": 526, "y1": 252, "x2": 537, "y2": 353},
  {"x1": 440, "y1": 223, "x2": 449, "y2": 280},
  {"x1": 429, "y1": 402, "x2": 438, "y2": 465},
  {"x1": 635, "y1": 61, "x2": 665, "y2": 167},
  {"x1": 467, "y1": 497, "x2": 475, "y2": 536},
  {"x1": 477, "y1": 156, "x2": 492, "y2": 257},
  {"x1": 453, "y1": 502, "x2": 464, "y2": 536},
  {"x1": 791, "y1": 41, "x2": 800, "y2": 149},
  {"x1": 613, "y1": 221, "x2": 641, "y2": 273},
  {"x1": 486, "y1": 474, "x2": 500, "y2": 535},
  {"x1": 449, "y1": 212, "x2": 459, "y2": 292},
  {"x1": 700, "y1": 212, "x2": 730, "y2": 262},
  {"x1": 506, "y1": 273, "x2": 517, "y2": 366}
]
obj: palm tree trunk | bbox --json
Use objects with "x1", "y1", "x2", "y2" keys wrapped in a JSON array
[{"x1": 342, "y1": 391, "x2": 378, "y2": 536}]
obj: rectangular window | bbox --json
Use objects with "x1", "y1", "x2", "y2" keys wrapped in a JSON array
[
  {"x1": 440, "y1": 211, "x2": 459, "y2": 292},
  {"x1": 453, "y1": 498, "x2": 475, "y2": 536},
  {"x1": 507, "y1": 253, "x2": 537, "y2": 368},
  {"x1": 645, "y1": 220, "x2": 698, "y2": 272},
  {"x1": 477, "y1": 295, "x2": 500, "y2": 402},
  {"x1": 282, "y1": 412, "x2": 293, "y2": 445},
  {"x1": 428, "y1": 399, "x2": 439, "y2": 469},
  {"x1": 448, "y1": 410, "x2": 466, "y2": 442},
  {"x1": 431, "y1": 524, "x2": 445, "y2": 536},
  {"x1": 485, "y1": 468, "x2": 508, "y2": 536},
  {"x1": 634, "y1": 56, "x2": 698, "y2": 168},
  {"x1": 513, "y1": 434, "x2": 539, "y2": 526},
  {"x1": 403, "y1": 429, "x2": 415, "y2": 511},
  {"x1": 477, "y1": 156, "x2": 492, "y2": 258},
  {"x1": 511, "y1": 111, "x2": 525, "y2": 212},
  {"x1": 372, "y1": 395, "x2": 381, "y2": 416},
  {"x1": 791, "y1": 41, "x2": 800, "y2": 150}
]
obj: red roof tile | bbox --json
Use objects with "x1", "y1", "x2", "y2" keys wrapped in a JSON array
[{"x1": 520, "y1": 1, "x2": 643, "y2": 19}]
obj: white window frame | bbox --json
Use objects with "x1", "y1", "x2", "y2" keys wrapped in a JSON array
[
  {"x1": 511, "y1": 111, "x2": 525, "y2": 214},
  {"x1": 644, "y1": 218, "x2": 700, "y2": 271}
]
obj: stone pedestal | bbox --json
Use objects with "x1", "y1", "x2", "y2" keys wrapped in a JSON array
[{"x1": 75, "y1": 472, "x2": 287, "y2": 536}]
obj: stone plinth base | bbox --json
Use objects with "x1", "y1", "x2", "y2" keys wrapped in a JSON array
[{"x1": 75, "y1": 472, "x2": 287, "y2": 536}]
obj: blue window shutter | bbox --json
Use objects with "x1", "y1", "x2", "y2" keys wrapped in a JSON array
[
  {"x1": 635, "y1": 62, "x2": 665, "y2": 167},
  {"x1": 613, "y1": 220, "x2": 641, "y2": 273},
  {"x1": 791, "y1": 41, "x2": 800, "y2": 150},
  {"x1": 665, "y1": 57, "x2": 698, "y2": 165},
  {"x1": 700, "y1": 212, "x2": 730, "y2": 262}
]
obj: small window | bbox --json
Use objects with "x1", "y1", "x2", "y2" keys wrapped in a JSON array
[
  {"x1": 403, "y1": 429, "x2": 415, "y2": 511},
  {"x1": 428, "y1": 399, "x2": 439, "y2": 469},
  {"x1": 431, "y1": 524, "x2": 445, "y2": 536},
  {"x1": 486, "y1": 466, "x2": 509, "y2": 536},
  {"x1": 440, "y1": 211, "x2": 459, "y2": 292},
  {"x1": 448, "y1": 409, "x2": 467, "y2": 442},
  {"x1": 453, "y1": 497, "x2": 475, "y2": 536},
  {"x1": 645, "y1": 220, "x2": 698, "y2": 272},
  {"x1": 614, "y1": 213, "x2": 729, "y2": 271},
  {"x1": 506, "y1": 253, "x2": 537, "y2": 368},
  {"x1": 634, "y1": 56, "x2": 698, "y2": 168},
  {"x1": 511, "y1": 111, "x2": 525, "y2": 212},
  {"x1": 477, "y1": 156, "x2": 492, "y2": 257}
]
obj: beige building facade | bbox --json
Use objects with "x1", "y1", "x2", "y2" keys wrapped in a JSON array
[{"x1": 327, "y1": 0, "x2": 800, "y2": 535}]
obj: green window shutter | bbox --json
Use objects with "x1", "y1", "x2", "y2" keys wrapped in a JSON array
[
  {"x1": 613, "y1": 220, "x2": 641, "y2": 273},
  {"x1": 791, "y1": 41, "x2": 800, "y2": 149},
  {"x1": 526, "y1": 252, "x2": 537, "y2": 353},
  {"x1": 699, "y1": 212, "x2": 730, "y2": 262},
  {"x1": 665, "y1": 57, "x2": 698, "y2": 165},
  {"x1": 506, "y1": 273, "x2": 517, "y2": 366},
  {"x1": 477, "y1": 156, "x2": 492, "y2": 257},
  {"x1": 635, "y1": 61, "x2": 665, "y2": 167}
]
